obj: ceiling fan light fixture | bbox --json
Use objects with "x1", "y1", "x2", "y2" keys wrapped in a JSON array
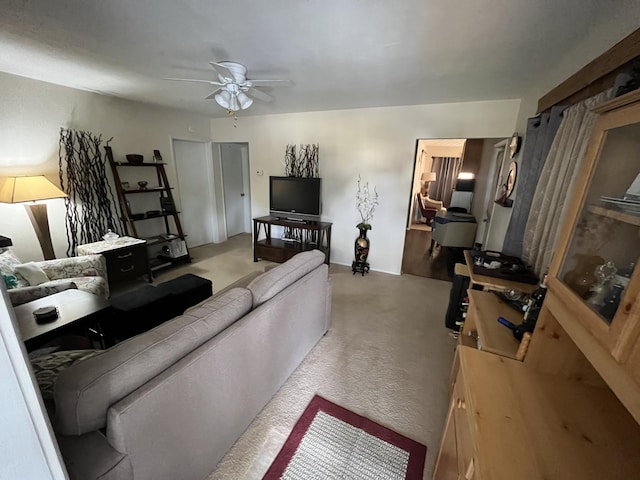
[
  {"x1": 237, "y1": 91, "x2": 253, "y2": 110},
  {"x1": 228, "y1": 93, "x2": 240, "y2": 112},
  {"x1": 214, "y1": 90, "x2": 232, "y2": 109}
]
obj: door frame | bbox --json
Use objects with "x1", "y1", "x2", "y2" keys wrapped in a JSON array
[{"x1": 480, "y1": 139, "x2": 509, "y2": 249}]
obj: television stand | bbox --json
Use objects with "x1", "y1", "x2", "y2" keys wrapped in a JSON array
[{"x1": 253, "y1": 216, "x2": 331, "y2": 264}]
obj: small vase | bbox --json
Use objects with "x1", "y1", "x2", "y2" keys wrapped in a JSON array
[{"x1": 352, "y1": 226, "x2": 370, "y2": 275}]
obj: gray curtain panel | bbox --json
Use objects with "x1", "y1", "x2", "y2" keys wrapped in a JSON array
[
  {"x1": 502, "y1": 106, "x2": 565, "y2": 257},
  {"x1": 522, "y1": 89, "x2": 613, "y2": 275},
  {"x1": 429, "y1": 157, "x2": 461, "y2": 207}
]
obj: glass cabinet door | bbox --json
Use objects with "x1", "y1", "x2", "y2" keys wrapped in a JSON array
[{"x1": 558, "y1": 109, "x2": 640, "y2": 336}]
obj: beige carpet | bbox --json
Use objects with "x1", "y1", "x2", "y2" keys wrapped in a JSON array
[
  {"x1": 151, "y1": 233, "x2": 275, "y2": 292},
  {"x1": 157, "y1": 234, "x2": 457, "y2": 479}
]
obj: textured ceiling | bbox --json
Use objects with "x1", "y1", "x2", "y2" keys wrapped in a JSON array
[{"x1": 1, "y1": 0, "x2": 638, "y2": 118}]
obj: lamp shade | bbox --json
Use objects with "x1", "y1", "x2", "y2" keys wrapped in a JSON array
[
  {"x1": 421, "y1": 172, "x2": 436, "y2": 182},
  {"x1": 214, "y1": 90, "x2": 232, "y2": 110},
  {"x1": 237, "y1": 91, "x2": 253, "y2": 110},
  {"x1": 0, "y1": 175, "x2": 67, "y2": 203}
]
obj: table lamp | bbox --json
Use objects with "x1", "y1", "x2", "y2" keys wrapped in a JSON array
[
  {"x1": 421, "y1": 172, "x2": 436, "y2": 196},
  {"x1": 0, "y1": 175, "x2": 67, "y2": 260}
]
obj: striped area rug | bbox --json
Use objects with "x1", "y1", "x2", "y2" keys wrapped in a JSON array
[{"x1": 262, "y1": 395, "x2": 426, "y2": 480}]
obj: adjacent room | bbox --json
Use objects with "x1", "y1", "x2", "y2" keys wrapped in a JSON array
[{"x1": 1, "y1": 2, "x2": 640, "y2": 480}]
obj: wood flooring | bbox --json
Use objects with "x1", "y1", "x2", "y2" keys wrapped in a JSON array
[{"x1": 401, "y1": 227, "x2": 463, "y2": 281}]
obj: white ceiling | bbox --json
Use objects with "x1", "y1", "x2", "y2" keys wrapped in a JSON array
[{"x1": 1, "y1": 0, "x2": 638, "y2": 118}]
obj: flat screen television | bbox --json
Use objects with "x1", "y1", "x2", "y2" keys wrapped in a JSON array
[{"x1": 269, "y1": 176, "x2": 321, "y2": 222}]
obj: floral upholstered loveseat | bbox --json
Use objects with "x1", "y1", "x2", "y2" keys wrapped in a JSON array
[{"x1": 0, "y1": 248, "x2": 109, "y2": 306}]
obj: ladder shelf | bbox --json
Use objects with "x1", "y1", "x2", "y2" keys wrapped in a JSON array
[{"x1": 105, "y1": 146, "x2": 191, "y2": 275}]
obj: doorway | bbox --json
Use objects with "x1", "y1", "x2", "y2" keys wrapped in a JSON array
[
  {"x1": 478, "y1": 139, "x2": 508, "y2": 249},
  {"x1": 401, "y1": 138, "x2": 502, "y2": 280},
  {"x1": 402, "y1": 139, "x2": 467, "y2": 280},
  {"x1": 220, "y1": 143, "x2": 251, "y2": 238},
  {"x1": 172, "y1": 140, "x2": 252, "y2": 247}
]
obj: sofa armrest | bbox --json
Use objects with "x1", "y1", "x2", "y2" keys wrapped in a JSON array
[
  {"x1": 8, "y1": 282, "x2": 78, "y2": 307},
  {"x1": 36, "y1": 255, "x2": 107, "y2": 281},
  {"x1": 57, "y1": 431, "x2": 132, "y2": 480}
]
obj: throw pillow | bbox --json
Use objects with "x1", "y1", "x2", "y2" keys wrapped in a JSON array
[
  {"x1": 14, "y1": 262, "x2": 50, "y2": 286},
  {"x1": 2, "y1": 272, "x2": 19, "y2": 289}
]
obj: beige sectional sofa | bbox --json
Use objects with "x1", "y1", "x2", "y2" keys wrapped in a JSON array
[{"x1": 51, "y1": 249, "x2": 331, "y2": 480}]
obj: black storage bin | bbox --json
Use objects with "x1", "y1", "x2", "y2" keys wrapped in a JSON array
[
  {"x1": 155, "y1": 274, "x2": 213, "y2": 316},
  {"x1": 108, "y1": 285, "x2": 176, "y2": 341}
]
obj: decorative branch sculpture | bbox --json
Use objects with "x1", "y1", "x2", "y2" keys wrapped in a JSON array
[
  {"x1": 59, "y1": 129, "x2": 124, "y2": 256},
  {"x1": 284, "y1": 143, "x2": 319, "y2": 177},
  {"x1": 356, "y1": 175, "x2": 379, "y2": 230}
]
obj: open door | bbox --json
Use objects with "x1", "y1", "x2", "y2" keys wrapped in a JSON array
[{"x1": 220, "y1": 143, "x2": 251, "y2": 238}]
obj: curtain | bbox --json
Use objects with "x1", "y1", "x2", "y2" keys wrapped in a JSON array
[
  {"x1": 522, "y1": 89, "x2": 613, "y2": 274},
  {"x1": 429, "y1": 157, "x2": 461, "y2": 207},
  {"x1": 502, "y1": 105, "x2": 566, "y2": 257}
]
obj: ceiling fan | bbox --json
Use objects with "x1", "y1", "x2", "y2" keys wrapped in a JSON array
[{"x1": 164, "y1": 62, "x2": 291, "y2": 113}]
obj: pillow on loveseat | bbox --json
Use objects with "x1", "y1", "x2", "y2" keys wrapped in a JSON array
[
  {"x1": 15, "y1": 262, "x2": 49, "y2": 285},
  {"x1": 0, "y1": 248, "x2": 28, "y2": 288}
]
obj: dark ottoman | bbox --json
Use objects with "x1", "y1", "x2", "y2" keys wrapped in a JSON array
[
  {"x1": 155, "y1": 274, "x2": 213, "y2": 316},
  {"x1": 108, "y1": 285, "x2": 176, "y2": 341}
]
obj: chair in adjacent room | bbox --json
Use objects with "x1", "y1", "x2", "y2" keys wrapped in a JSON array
[{"x1": 416, "y1": 192, "x2": 445, "y2": 225}]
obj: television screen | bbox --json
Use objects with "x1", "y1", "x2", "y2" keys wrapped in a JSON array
[{"x1": 269, "y1": 176, "x2": 321, "y2": 221}]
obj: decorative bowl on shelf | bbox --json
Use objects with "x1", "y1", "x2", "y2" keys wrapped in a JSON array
[
  {"x1": 126, "y1": 154, "x2": 144, "y2": 164},
  {"x1": 137, "y1": 180, "x2": 148, "y2": 189}
]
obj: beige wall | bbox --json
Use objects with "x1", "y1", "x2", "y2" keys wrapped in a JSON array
[
  {"x1": 210, "y1": 101, "x2": 520, "y2": 274},
  {"x1": 0, "y1": 71, "x2": 212, "y2": 261}
]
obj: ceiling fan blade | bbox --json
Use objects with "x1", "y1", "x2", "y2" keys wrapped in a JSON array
[
  {"x1": 247, "y1": 79, "x2": 292, "y2": 87},
  {"x1": 247, "y1": 87, "x2": 273, "y2": 102},
  {"x1": 209, "y1": 62, "x2": 237, "y2": 82},
  {"x1": 164, "y1": 77, "x2": 224, "y2": 86},
  {"x1": 205, "y1": 87, "x2": 224, "y2": 100}
]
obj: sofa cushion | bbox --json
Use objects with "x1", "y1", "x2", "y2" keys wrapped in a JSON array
[
  {"x1": 14, "y1": 262, "x2": 50, "y2": 285},
  {"x1": 54, "y1": 287, "x2": 253, "y2": 436},
  {"x1": 0, "y1": 249, "x2": 29, "y2": 287},
  {"x1": 247, "y1": 249, "x2": 326, "y2": 308}
]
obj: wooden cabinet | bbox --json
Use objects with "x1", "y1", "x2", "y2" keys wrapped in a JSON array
[
  {"x1": 78, "y1": 236, "x2": 151, "y2": 286},
  {"x1": 544, "y1": 90, "x2": 640, "y2": 422},
  {"x1": 460, "y1": 290, "x2": 523, "y2": 359},
  {"x1": 101, "y1": 242, "x2": 149, "y2": 283},
  {"x1": 434, "y1": 90, "x2": 640, "y2": 479},
  {"x1": 434, "y1": 347, "x2": 640, "y2": 480}
]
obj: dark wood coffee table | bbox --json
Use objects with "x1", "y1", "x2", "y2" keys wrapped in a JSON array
[{"x1": 14, "y1": 290, "x2": 111, "y2": 349}]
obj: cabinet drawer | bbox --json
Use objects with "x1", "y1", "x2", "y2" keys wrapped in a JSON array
[
  {"x1": 453, "y1": 368, "x2": 475, "y2": 478},
  {"x1": 103, "y1": 245, "x2": 148, "y2": 282}
]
